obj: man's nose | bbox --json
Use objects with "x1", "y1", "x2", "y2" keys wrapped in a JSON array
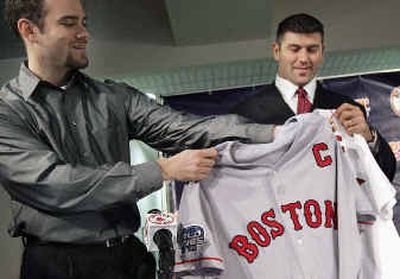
[
  {"x1": 297, "y1": 49, "x2": 309, "y2": 63},
  {"x1": 76, "y1": 25, "x2": 90, "y2": 40}
]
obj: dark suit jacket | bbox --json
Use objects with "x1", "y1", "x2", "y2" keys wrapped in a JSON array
[{"x1": 231, "y1": 82, "x2": 396, "y2": 181}]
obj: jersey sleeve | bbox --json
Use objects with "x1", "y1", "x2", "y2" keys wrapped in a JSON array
[
  {"x1": 350, "y1": 135, "x2": 400, "y2": 279},
  {"x1": 335, "y1": 118, "x2": 400, "y2": 279},
  {"x1": 175, "y1": 182, "x2": 224, "y2": 277},
  {"x1": 344, "y1": 134, "x2": 396, "y2": 219}
]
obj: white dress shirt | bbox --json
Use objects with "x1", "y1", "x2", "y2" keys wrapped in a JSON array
[{"x1": 275, "y1": 75, "x2": 317, "y2": 114}]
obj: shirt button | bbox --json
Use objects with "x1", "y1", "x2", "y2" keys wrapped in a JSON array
[
  {"x1": 297, "y1": 238, "x2": 303, "y2": 245},
  {"x1": 71, "y1": 121, "x2": 77, "y2": 126}
]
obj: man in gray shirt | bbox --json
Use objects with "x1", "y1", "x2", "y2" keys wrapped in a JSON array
[{"x1": 0, "y1": 0, "x2": 274, "y2": 278}]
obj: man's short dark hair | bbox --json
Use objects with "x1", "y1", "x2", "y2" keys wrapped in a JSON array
[
  {"x1": 4, "y1": 0, "x2": 46, "y2": 36},
  {"x1": 276, "y1": 13, "x2": 324, "y2": 44}
]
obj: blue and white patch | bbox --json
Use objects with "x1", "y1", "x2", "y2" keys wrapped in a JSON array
[{"x1": 178, "y1": 224, "x2": 206, "y2": 254}]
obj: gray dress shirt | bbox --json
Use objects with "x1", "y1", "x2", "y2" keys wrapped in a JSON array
[{"x1": 0, "y1": 63, "x2": 273, "y2": 243}]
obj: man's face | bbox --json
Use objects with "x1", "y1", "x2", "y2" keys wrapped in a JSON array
[
  {"x1": 34, "y1": 0, "x2": 89, "y2": 70},
  {"x1": 272, "y1": 31, "x2": 324, "y2": 87}
]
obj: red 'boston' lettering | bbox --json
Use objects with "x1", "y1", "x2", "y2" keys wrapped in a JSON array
[
  {"x1": 229, "y1": 235, "x2": 259, "y2": 263},
  {"x1": 230, "y1": 199, "x2": 337, "y2": 264},
  {"x1": 281, "y1": 201, "x2": 302, "y2": 230},
  {"x1": 324, "y1": 200, "x2": 337, "y2": 229},
  {"x1": 304, "y1": 199, "x2": 322, "y2": 228},
  {"x1": 312, "y1": 142, "x2": 332, "y2": 168},
  {"x1": 261, "y1": 209, "x2": 285, "y2": 239},
  {"x1": 247, "y1": 221, "x2": 271, "y2": 247}
]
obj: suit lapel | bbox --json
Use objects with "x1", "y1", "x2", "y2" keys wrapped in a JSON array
[
  {"x1": 313, "y1": 83, "x2": 346, "y2": 110},
  {"x1": 251, "y1": 84, "x2": 294, "y2": 124},
  {"x1": 313, "y1": 83, "x2": 328, "y2": 109}
]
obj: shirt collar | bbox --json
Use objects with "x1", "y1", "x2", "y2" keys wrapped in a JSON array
[
  {"x1": 16, "y1": 62, "x2": 80, "y2": 100},
  {"x1": 275, "y1": 75, "x2": 317, "y2": 102},
  {"x1": 17, "y1": 62, "x2": 41, "y2": 100}
]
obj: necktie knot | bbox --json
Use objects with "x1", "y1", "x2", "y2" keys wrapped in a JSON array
[{"x1": 296, "y1": 87, "x2": 312, "y2": 114}]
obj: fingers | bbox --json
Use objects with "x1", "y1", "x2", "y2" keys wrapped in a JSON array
[
  {"x1": 334, "y1": 103, "x2": 363, "y2": 122},
  {"x1": 333, "y1": 103, "x2": 373, "y2": 141},
  {"x1": 342, "y1": 115, "x2": 363, "y2": 130},
  {"x1": 333, "y1": 103, "x2": 354, "y2": 117},
  {"x1": 157, "y1": 148, "x2": 218, "y2": 181},
  {"x1": 194, "y1": 148, "x2": 218, "y2": 170},
  {"x1": 185, "y1": 148, "x2": 217, "y2": 179},
  {"x1": 198, "y1": 147, "x2": 218, "y2": 160}
]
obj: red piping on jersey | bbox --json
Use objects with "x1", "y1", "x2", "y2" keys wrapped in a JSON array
[{"x1": 175, "y1": 257, "x2": 224, "y2": 265}]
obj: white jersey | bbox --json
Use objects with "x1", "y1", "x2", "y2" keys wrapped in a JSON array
[{"x1": 175, "y1": 110, "x2": 399, "y2": 279}]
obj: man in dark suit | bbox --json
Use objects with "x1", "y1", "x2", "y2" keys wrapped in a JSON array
[{"x1": 231, "y1": 13, "x2": 396, "y2": 181}]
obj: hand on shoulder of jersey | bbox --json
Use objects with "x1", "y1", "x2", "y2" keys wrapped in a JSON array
[
  {"x1": 333, "y1": 103, "x2": 374, "y2": 142},
  {"x1": 157, "y1": 148, "x2": 218, "y2": 181}
]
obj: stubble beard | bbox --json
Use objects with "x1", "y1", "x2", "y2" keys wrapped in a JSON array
[{"x1": 66, "y1": 53, "x2": 89, "y2": 70}]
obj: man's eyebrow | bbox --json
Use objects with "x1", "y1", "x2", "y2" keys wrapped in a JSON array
[
  {"x1": 58, "y1": 15, "x2": 81, "y2": 22},
  {"x1": 307, "y1": 44, "x2": 321, "y2": 48},
  {"x1": 287, "y1": 43, "x2": 320, "y2": 48}
]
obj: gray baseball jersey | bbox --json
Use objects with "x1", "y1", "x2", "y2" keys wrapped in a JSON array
[{"x1": 175, "y1": 111, "x2": 398, "y2": 279}]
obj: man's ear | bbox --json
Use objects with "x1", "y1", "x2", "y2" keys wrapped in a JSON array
[
  {"x1": 17, "y1": 18, "x2": 39, "y2": 43},
  {"x1": 272, "y1": 42, "x2": 280, "y2": 62}
]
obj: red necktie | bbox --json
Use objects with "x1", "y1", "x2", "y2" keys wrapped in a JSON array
[{"x1": 296, "y1": 87, "x2": 312, "y2": 114}]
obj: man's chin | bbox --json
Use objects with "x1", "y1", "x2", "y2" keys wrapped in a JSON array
[
  {"x1": 68, "y1": 59, "x2": 89, "y2": 70},
  {"x1": 295, "y1": 76, "x2": 314, "y2": 86},
  {"x1": 79, "y1": 60, "x2": 89, "y2": 69}
]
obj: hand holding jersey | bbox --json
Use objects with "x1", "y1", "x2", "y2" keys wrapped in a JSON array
[
  {"x1": 157, "y1": 148, "x2": 218, "y2": 181},
  {"x1": 157, "y1": 124, "x2": 280, "y2": 182},
  {"x1": 156, "y1": 104, "x2": 373, "y2": 183},
  {"x1": 334, "y1": 103, "x2": 374, "y2": 142}
]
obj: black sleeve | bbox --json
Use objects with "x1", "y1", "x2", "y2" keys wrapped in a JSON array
[{"x1": 370, "y1": 131, "x2": 396, "y2": 182}]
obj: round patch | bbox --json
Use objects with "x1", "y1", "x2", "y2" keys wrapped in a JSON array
[{"x1": 390, "y1": 87, "x2": 400, "y2": 117}]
